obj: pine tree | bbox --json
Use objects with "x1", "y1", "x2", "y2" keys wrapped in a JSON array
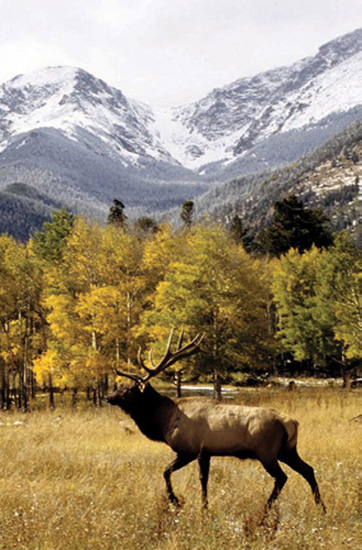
[
  {"x1": 32, "y1": 207, "x2": 74, "y2": 264},
  {"x1": 107, "y1": 199, "x2": 127, "y2": 227},
  {"x1": 134, "y1": 216, "x2": 158, "y2": 237},
  {"x1": 180, "y1": 201, "x2": 194, "y2": 229},
  {"x1": 258, "y1": 195, "x2": 333, "y2": 256},
  {"x1": 229, "y1": 214, "x2": 250, "y2": 249}
]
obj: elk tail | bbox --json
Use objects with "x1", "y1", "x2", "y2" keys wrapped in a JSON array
[{"x1": 280, "y1": 414, "x2": 299, "y2": 450}]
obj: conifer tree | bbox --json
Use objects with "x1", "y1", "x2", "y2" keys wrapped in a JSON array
[
  {"x1": 107, "y1": 199, "x2": 127, "y2": 227},
  {"x1": 180, "y1": 200, "x2": 194, "y2": 229},
  {"x1": 32, "y1": 207, "x2": 74, "y2": 264},
  {"x1": 134, "y1": 216, "x2": 158, "y2": 237},
  {"x1": 229, "y1": 214, "x2": 251, "y2": 249},
  {"x1": 258, "y1": 195, "x2": 333, "y2": 256}
]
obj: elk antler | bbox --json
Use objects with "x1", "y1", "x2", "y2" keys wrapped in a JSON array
[
  {"x1": 113, "y1": 330, "x2": 204, "y2": 384},
  {"x1": 112, "y1": 361, "x2": 142, "y2": 383},
  {"x1": 137, "y1": 329, "x2": 204, "y2": 383}
]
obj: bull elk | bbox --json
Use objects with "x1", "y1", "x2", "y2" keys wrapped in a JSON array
[{"x1": 107, "y1": 330, "x2": 326, "y2": 512}]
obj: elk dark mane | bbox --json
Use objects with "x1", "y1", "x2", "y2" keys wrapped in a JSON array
[{"x1": 125, "y1": 384, "x2": 176, "y2": 443}]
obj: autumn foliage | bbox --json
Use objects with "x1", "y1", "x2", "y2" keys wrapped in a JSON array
[{"x1": 0, "y1": 211, "x2": 360, "y2": 409}]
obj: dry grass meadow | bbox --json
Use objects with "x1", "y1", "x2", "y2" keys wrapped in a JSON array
[{"x1": 0, "y1": 387, "x2": 361, "y2": 550}]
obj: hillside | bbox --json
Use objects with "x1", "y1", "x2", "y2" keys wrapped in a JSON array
[{"x1": 192, "y1": 121, "x2": 362, "y2": 245}]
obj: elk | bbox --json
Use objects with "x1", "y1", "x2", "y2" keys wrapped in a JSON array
[{"x1": 107, "y1": 330, "x2": 326, "y2": 512}]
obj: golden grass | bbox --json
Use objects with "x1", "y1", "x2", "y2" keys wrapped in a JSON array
[{"x1": 0, "y1": 388, "x2": 361, "y2": 550}]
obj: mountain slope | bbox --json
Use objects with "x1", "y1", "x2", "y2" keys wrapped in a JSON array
[
  {"x1": 0, "y1": 67, "x2": 207, "y2": 235},
  {"x1": 0, "y1": 183, "x2": 55, "y2": 241},
  {"x1": 0, "y1": 28, "x2": 361, "y2": 239},
  {"x1": 0, "y1": 67, "x2": 175, "y2": 165},
  {"x1": 153, "y1": 28, "x2": 362, "y2": 176},
  {"x1": 191, "y1": 120, "x2": 362, "y2": 245}
]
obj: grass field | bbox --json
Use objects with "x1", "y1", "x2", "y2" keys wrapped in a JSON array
[{"x1": 0, "y1": 387, "x2": 361, "y2": 550}]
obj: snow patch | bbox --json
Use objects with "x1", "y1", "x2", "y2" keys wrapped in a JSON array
[{"x1": 0, "y1": 30, "x2": 361, "y2": 174}]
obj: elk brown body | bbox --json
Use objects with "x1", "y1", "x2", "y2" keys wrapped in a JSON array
[{"x1": 107, "y1": 331, "x2": 326, "y2": 512}]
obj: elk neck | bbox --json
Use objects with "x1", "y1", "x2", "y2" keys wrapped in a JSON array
[{"x1": 129, "y1": 384, "x2": 177, "y2": 443}]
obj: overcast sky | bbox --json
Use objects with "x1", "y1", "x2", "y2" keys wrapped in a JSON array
[{"x1": 0, "y1": 0, "x2": 361, "y2": 106}]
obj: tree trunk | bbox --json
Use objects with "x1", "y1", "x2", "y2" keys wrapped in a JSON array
[
  {"x1": 21, "y1": 361, "x2": 29, "y2": 412},
  {"x1": 0, "y1": 360, "x2": 5, "y2": 410},
  {"x1": 103, "y1": 374, "x2": 109, "y2": 394},
  {"x1": 342, "y1": 364, "x2": 351, "y2": 389},
  {"x1": 92, "y1": 329, "x2": 97, "y2": 351},
  {"x1": 92, "y1": 387, "x2": 98, "y2": 407},
  {"x1": 175, "y1": 371, "x2": 182, "y2": 398},
  {"x1": 5, "y1": 370, "x2": 11, "y2": 410},
  {"x1": 126, "y1": 292, "x2": 132, "y2": 365},
  {"x1": 22, "y1": 381, "x2": 29, "y2": 412},
  {"x1": 48, "y1": 374, "x2": 55, "y2": 409},
  {"x1": 97, "y1": 382, "x2": 103, "y2": 407},
  {"x1": 14, "y1": 371, "x2": 21, "y2": 409},
  {"x1": 30, "y1": 370, "x2": 36, "y2": 400},
  {"x1": 72, "y1": 388, "x2": 78, "y2": 408},
  {"x1": 213, "y1": 370, "x2": 222, "y2": 401},
  {"x1": 341, "y1": 350, "x2": 351, "y2": 389}
]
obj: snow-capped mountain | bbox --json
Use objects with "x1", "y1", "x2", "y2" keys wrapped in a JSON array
[
  {"x1": 0, "y1": 67, "x2": 204, "y2": 229},
  {"x1": 0, "y1": 66, "x2": 174, "y2": 164},
  {"x1": 152, "y1": 28, "x2": 362, "y2": 172},
  {"x1": 0, "y1": 28, "x2": 361, "y2": 239}
]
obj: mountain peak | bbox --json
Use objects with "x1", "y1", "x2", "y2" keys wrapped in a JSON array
[
  {"x1": 5, "y1": 66, "x2": 80, "y2": 91},
  {"x1": 157, "y1": 27, "x2": 362, "y2": 169},
  {"x1": 318, "y1": 27, "x2": 362, "y2": 58},
  {"x1": 0, "y1": 64, "x2": 176, "y2": 165}
]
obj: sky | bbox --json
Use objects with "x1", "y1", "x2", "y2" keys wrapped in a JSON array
[{"x1": 0, "y1": 0, "x2": 361, "y2": 107}]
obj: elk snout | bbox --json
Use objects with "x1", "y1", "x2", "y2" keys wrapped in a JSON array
[{"x1": 106, "y1": 394, "x2": 116, "y2": 405}]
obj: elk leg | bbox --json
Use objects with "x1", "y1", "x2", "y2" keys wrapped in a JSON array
[
  {"x1": 280, "y1": 447, "x2": 326, "y2": 512},
  {"x1": 198, "y1": 452, "x2": 210, "y2": 508},
  {"x1": 163, "y1": 454, "x2": 195, "y2": 507},
  {"x1": 261, "y1": 460, "x2": 288, "y2": 510}
]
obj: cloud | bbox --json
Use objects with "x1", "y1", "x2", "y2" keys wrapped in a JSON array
[
  {"x1": 0, "y1": 41, "x2": 73, "y2": 82},
  {"x1": 0, "y1": 0, "x2": 361, "y2": 105}
]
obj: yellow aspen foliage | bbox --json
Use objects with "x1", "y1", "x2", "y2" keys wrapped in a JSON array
[
  {"x1": 272, "y1": 247, "x2": 325, "y2": 363},
  {"x1": 141, "y1": 224, "x2": 182, "y2": 292},
  {"x1": 143, "y1": 224, "x2": 275, "y2": 378},
  {"x1": 32, "y1": 348, "x2": 67, "y2": 388}
]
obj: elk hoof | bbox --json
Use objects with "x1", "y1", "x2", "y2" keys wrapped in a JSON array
[
  {"x1": 315, "y1": 489, "x2": 327, "y2": 513},
  {"x1": 169, "y1": 494, "x2": 184, "y2": 509},
  {"x1": 319, "y1": 501, "x2": 327, "y2": 514}
]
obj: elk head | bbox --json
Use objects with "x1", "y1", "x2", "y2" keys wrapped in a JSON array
[{"x1": 107, "y1": 329, "x2": 204, "y2": 408}]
